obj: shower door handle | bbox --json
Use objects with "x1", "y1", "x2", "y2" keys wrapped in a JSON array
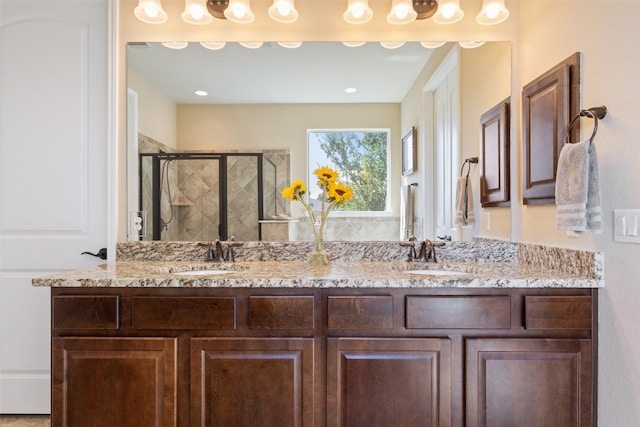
[{"x1": 81, "y1": 248, "x2": 107, "y2": 260}]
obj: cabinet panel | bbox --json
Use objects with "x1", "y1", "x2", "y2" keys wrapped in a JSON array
[
  {"x1": 53, "y1": 295, "x2": 119, "y2": 330},
  {"x1": 52, "y1": 337, "x2": 177, "y2": 427},
  {"x1": 525, "y1": 296, "x2": 592, "y2": 330},
  {"x1": 191, "y1": 337, "x2": 314, "y2": 427},
  {"x1": 249, "y1": 295, "x2": 315, "y2": 329},
  {"x1": 131, "y1": 296, "x2": 236, "y2": 329},
  {"x1": 466, "y1": 338, "x2": 593, "y2": 427},
  {"x1": 327, "y1": 296, "x2": 393, "y2": 330},
  {"x1": 406, "y1": 296, "x2": 510, "y2": 329},
  {"x1": 327, "y1": 337, "x2": 451, "y2": 427}
]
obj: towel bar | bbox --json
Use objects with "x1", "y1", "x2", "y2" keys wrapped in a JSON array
[{"x1": 565, "y1": 105, "x2": 607, "y2": 146}]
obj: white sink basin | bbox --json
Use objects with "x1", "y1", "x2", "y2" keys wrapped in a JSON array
[
  {"x1": 404, "y1": 270, "x2": 471, "y2": 276},
  {"x1": 172, "y1": 270, "x2": 234, "y2": 276}
]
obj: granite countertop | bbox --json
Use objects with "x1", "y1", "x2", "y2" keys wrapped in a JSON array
[{"x1": 32, "y1": 260, "x2": 603, "y2": 289}]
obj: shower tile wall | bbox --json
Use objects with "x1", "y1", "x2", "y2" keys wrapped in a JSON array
[{"x1": 139, "y1": 135, "x2": 291, "y2": 242}]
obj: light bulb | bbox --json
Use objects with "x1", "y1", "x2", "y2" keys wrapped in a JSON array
[
  {"x1": 233, "y1": 7, "x2": 246, "y2": 18},
  {"x1": 189, "y1": 8, "x2": 204, "y2": 20},
  {"x1": 442, "y1": 6, "x2": 455, "y2": 19},
  {"x1": 277, "y1": 4, "x2": 291, "y2": 16},
  {"x1": 144, "y1": 6, "x2": 159, "y2": 18},
  {"x1": 352, "y1": 6, "x2": 364, "y2": 18},
  {"x1": 486, "y1": 6, "x2": 500, "y2": 19},
  {"x1": 395, "y1": 7, "x2": 409, "y2": 20}
]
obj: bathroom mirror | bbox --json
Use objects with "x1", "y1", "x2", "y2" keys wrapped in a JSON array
[{"x1": 127, "y1": 41, "x2": 511, "y2": 242}]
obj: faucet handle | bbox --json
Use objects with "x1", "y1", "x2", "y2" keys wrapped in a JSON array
[{"x1": 399, "y1": 241, "x2": 417, "y2": 262}]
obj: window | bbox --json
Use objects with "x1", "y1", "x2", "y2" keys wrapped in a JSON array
[{"x1": 307, "y1": 129, "x2": 390, "y2": 213}]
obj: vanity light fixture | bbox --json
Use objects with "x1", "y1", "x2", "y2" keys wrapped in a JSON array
[
  {"x1": 458, "y1": 40, "x2": 485, "y2": 49},
  {"x1": 224, "y1": 0, "x2": 255, "y2": 23},
  {"x1": 420, "y1": 41, "x2": 446, "y2": 48},
  {"x1": 239, "y1": 41, "x2": 263, "y2": 49},
  {"x1": 380, "y1": 41, "x2": 406, "y2": 49},
  {"x1": 134, "y1": 0, "x2": 168, "y2": 24},
  {"x1": 161, "y1": 41, "x2": 189, "y2": 49},
  {"x1": 343, "y1": 0, "x2": 373, "y2": 24},
  {"x1": 387, "y1": 0, "x2": 417, "y2": 25},
  {"x1": 268, "y1": 0, "x2": 299, "y2": 23},
  {"x1": 182, "y1": 0, "x2": 213, "y2": 24},
  {"x1": 200, "y1": 41, "x2": 226, "y2": 50},
  {"x1": 476, "y1": 0, "x2": 509, "y2": 25},
  {"x1": 277, "y1": 41, "x2": 302, "y2": 48},
  {"x1": 432, "y1": 0, "x2": 464, "y2": 24}
]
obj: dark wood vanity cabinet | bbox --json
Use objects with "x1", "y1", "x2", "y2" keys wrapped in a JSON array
[{"x1": 51, "y1": 287, "x2": 597, "y2": 427}]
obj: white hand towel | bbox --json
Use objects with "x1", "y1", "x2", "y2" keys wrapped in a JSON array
[
  {"x1": 400, "y1": 184, "x2": 414, "y2": 239},
  {"x1": 555, "y1": 140, "x2": 603, "y2": 233},
  {"x1": 455, "y1": 176, "x2": 475, "y2": 226}
]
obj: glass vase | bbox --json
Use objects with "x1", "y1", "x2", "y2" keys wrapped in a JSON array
[{"x1": 309, "y1": 221, "x2": 330, "y2": 266}]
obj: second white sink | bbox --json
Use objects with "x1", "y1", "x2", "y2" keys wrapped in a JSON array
[{"x1": 404, "y1": 270, "x2": 471, "y2": 276}]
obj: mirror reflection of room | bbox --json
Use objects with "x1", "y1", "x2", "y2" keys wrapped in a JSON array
[{"x1": 127, "y1": 41, "x2": 511, "y2": 242}]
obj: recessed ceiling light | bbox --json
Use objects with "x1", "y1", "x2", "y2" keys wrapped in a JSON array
[
  {"x1": 194, "y1": 90, "x2": 208, "y2": 96},
  {"x1": 344, "y1": 87, "x2": 357, "y2": 94}
]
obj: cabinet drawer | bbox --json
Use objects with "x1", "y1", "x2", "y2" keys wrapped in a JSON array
[
  {"x1": 406, "y1": 296, "x2": 511, "y2": 329},
  {"x1": 53, "y1": 295, "x2": 119, "y2": 330},
  {"x1": 525, "y1": 296, "x2": 592, "y2": 329},
  {"x1": 132, "y1": 297, "x2": 236, "y2": 330},
  {"x1": 327, "y1": 296, "x2": 393, "y2": 330},
  {"x1": 249, "y1": 296, "x2": 315, "y2": 329}
]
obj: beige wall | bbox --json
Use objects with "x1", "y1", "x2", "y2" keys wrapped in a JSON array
[
  {"x1": 117, "y1": 1, "x2": 640, "y2": 422},
  {"x1": 177, "y1": 103, "x2": 401, "y2": 217},
  {"x1": 127, "y1": 69, "x2": 177, "y2": 148},
  {"x1": 515, "y1": 2, "x2": 640, "y2": 424}
]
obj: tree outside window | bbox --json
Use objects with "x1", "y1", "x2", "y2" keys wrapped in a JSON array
[{"x1": 308, "y1": 130, "x2": 389, "y2": 212}]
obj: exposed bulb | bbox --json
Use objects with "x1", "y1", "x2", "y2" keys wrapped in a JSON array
[
  {"x1": 233, "y1": 7, "x2": 246, "y2": 18},
  {"x1": 352, "y1": 6, "x2": 364, "y2": 18},
  {"x1": 441, "y1": 6, "x2": 455, "y2": 19},
  {"x1": 144, "y1": 6, "x2": 159, "y2": 18},
  {"x1": 189, "y1": 7, "x2": 204, "y2": 20},
  {"x1": 394, "y1": 6, "x2": 409, "y2": 20},
  {"x1": 277, "y1": 4, "x2": 291, "y2": 16}
]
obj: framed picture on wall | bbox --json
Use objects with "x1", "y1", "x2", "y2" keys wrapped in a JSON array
[{"x1": 402, "y1": 127, "x2": 417, "y2": 176}]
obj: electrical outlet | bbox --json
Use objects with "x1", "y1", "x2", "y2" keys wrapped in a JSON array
[
  {"x1": 614, "y1": 209, "x2": 640, "y2": 243},
  {"x1": 129, "y1": 211, "x2": 147, "y2": 240}
]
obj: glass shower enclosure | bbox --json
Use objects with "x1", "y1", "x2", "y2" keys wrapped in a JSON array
[{"x1": 139, "y1": 152, "x2": 277, "y2": 241}]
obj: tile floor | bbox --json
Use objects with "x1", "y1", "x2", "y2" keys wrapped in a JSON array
[{"x1": 0, "y1": 415, "x2": 50, "y2": 427}]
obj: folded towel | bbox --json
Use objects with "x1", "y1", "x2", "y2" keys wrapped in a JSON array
[
  {"x1": 400, "y1": 184, "x2": 414, "y2": 239},
  {"x1": 555, "y1": 140, "x2": 602, "y2": 233},
  {"x1": 455, "y1": 176, "x2": 475, "y2": 226}
]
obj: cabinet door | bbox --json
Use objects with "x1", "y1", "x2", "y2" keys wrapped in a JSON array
[
  {"x1": 52, "y1": 337, "x2": 177, "y2": 427},
  {"x1": 466, "y1": 338, "x2": 593, "y2": 427},
  {"x1": 191, "y1": 338, "x2": 315, "y2": 427},
  {"x1": 327, "y1": 338, "x2": 451, "y2": 427}
]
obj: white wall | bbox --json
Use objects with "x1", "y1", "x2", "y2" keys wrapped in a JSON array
[
  {"x1": 127, "y1": 69, "x2": 177, "y2": 148},
  {"x1": 515, "y1": 1, "x2": 640, "y2": 424}
]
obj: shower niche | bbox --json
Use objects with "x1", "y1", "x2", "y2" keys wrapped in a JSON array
[{"x1": 139, "y1": 152, "x2": 285, "y2": 242}]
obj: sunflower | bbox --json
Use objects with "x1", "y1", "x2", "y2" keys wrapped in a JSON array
[
  {"x1": 329, "y1": 181, "x2": 354, "y2": 203},
  {"x1": 281, "y1": 179, "x2": 307, "y2": 200},
  {"x1": 314, "y1": 166, "x2": 339, "y2": 184}
]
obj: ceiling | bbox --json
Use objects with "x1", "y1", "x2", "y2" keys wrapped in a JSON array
[{"x1": 127, "y1": 41, "x2": 435, "y2": 104}]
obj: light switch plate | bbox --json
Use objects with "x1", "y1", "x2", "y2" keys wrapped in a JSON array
[{"x1": 614, "y1": 209, "x2": 640, "y2": 243}]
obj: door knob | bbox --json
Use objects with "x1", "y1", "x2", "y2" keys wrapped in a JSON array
[{"x1": 81, "y1": 248, "x2": 107, "y2": 260}]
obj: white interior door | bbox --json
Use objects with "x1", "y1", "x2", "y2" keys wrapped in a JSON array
[
  {"x1": 427, "y1": 49, "x2": 460, "y2": 241},
  {"x1": 0, "y1": 0, "x2": 109, "y2": 413}
]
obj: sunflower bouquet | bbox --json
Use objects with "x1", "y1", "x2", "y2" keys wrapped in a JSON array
[{"x1": 282, "y1": 166, "x2": 354, "y2": 264}]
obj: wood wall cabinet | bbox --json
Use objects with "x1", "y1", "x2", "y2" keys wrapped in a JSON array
[
  {"x1": 522, "y1": 53, "x2": 581, "y2": 205},
  {"x1": 479, "y1": 98, "x2": 510, "y2": 207},
  {"x1": 51, "y1": 286, "x2": 597, "y2": 427}
]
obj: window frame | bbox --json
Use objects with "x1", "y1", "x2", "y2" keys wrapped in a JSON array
[{"x1": 307, "y1": 128, "x2": 392, "y2": 216}]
